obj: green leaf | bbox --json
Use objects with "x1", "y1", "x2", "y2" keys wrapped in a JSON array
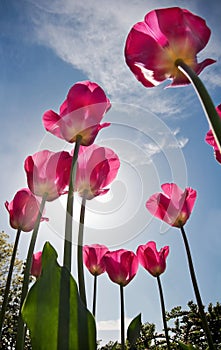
[
  {"x1": 111, "y1": 341, "x2": 118, "y2": 349},
  {"x1": 22, "y1": 242, "x2": 96, "y2": 350},
  {"x1": 127, "y1": 313, "x2": 142, "y2": 348},
  {"x1": 178, "y1": 341, "x2": 199, "y2": 349}
]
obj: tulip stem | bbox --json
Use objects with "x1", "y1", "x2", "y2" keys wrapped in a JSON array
[
  {"x1": 156, "y1": 276, "x2": 171, "y2": 350},
  {"x1": 180, "y1": 226, "x2": 215, "y2": 349},
  {"x1": 92, "y1": 275, "x2": 97, "y2": 317},
  {"x1": 77, "y1": 196, "x2": 87, "y2": 307},
  {"x1": 63, "y1": 134, "x2": 82, "y2": 271},
  {"x1": 175, "y1": 59, "x2": 221, "y2": 153},
  {"x1": 16, "y1": 193, "x2": 48, "y2": 350},
  {"x1": 120, "y1": 285, "x2": 125, "y2": 350},
  {"x1": 0, "y1": 229, "x2": 21, "y2": 340},
  {"x1": 58, "y1": 135, "x2": 81, "y2": 350}
]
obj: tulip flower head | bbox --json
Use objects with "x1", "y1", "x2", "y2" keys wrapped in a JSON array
[
  {"x1": 125, "y1": 7, "x2": 215, "y2": 87},
  {"x1": 83, "y1": 244, "x2": 109, "y2": 276},
  {"x1": 5, "y1": 188, "x2": 47, "y2": 232},
  {"x1": 146, "y1": 183, "x2": 197, "y2": 227},
  {"x1": 31, "y1": 251, "x2": 42, "y2": 278},
  {"x1": 43, "y1": 81, "x2": 111, "y2": 146},
  {"x1": 104, "y1": 249, "x2": 138, "y2": 287},
  {"x1": 75, "y1": 144, "x2": 120, "y2": 200},
  {"x1": 24, "y1": 150, "x2": 72, "y2": 201},
  {"x1": 137, "y1": 241, "x2": 169, "y2": 277},
  {"x1": 205, "y1": 104, "x2": 221, "y2": 164}
]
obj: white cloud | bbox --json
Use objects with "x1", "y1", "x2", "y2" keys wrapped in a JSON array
[
  {"x1": 26, "y1": 0, "x2": 210, "y2": 117},
  {"x1": 97, "y1": 317, "x2": 132, "y2": 331},
  {"x1": 143, "y1": 128, "x2": 188, "y2": 160}
]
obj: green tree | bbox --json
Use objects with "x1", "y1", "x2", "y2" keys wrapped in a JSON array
[
  {"x1": 99, "y1": 302, "x2": 221, "y2": 349},
  {"x1": 0, "y1": 231, "x2": 31, "y2": 349}
]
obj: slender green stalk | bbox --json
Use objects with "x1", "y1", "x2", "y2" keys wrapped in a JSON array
[
  {"x1": 77, "y1": 196, "x2": 87, "y2": 307},
  {"x1": 120, "y1": 285, "x2": 125, "y2": 350},
  {"x1": 63, "y1": 134, "x2": 82, "y2": 271},
  {"x1": 175, "y1": 59, "x2": 221, "y2": 153},
  {"x1": 92, "y1": 275, "x2": 97, "y2": 317},
  {"x1": 16, "y1": 193, "x2": 48, "y2": 350},
  {"x1": 0, "y1": 229, "x2": 21, "y2": 340},
  {"x1": 156, "y1": 276, "x2": 171, "y2": 350},
  {"x1": 180, "y1": 226, "x2": 215, "y2": 349},
  {"x1": 57, "y1": 135, "x2": 81, "y2": 350}
]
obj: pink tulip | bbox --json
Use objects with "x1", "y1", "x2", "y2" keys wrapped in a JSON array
[
  {"x1": 75, "y1": 144, "x2": 120, "y2": 200},
  {"x1": 5, "y1": 188, "x2": 47, "y2": 232},
  {"x1": 137, "y1": 241, "x2": 169, "y2": 277},
  {"x1": 104, "y1": 249, "x2": 138, "y2": 287},
  {"x1": 83, "y1": 244, "x2": 109, "y2": 276},
  {"x1": 205, "y1": 104, "x2": 221, "y2": 164},
  {"x1": 31, "y1": 251, "x2": 42, "y2": 278},
  {"x1": 125, "y1": 7, "x2": 215, "y2": 87},
  {"x1": 24, "y1": 150, "x2": 72, "y2": 201},
  {"x1": 146, "y1": 183, "x2": 197, "y2": 227},
  {"x1": 43, "y1": 81, "x2": 111, "y2": 146}
]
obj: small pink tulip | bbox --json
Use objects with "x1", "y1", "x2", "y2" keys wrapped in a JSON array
[
  {"x1": 75, "y1": 144, "x2": 120, "y2": 200},
  {"x1": 146, "y1": 183, "x2": 197, "y2": 227},
  {"x1": 104, "y1": 249, "x2": 138, "y2": 287},
  {"x1": 24, "y1": 150, "x2": 72, "y2": 201},
  {"x1": 5, "y1": 188, "x2": 47, "y2": 232},
  {"x1": 205, "y1": 104, "x2": 221, "y2": 164},
  {"x1": 125, "y1": 7, "x2": 215, "y2": 87},
  {"x1": 137, "y1": 241, "x2": 169, "y2": 277},
  {"x1": 31, "y1": 251, "x2": 42, "y2": 278},
  {"x1": 43, "y1": 81, "x2": 111, "y2": 146},
  {"x1": 83, "y1": 244, "x2": 109, "y2": 276}
]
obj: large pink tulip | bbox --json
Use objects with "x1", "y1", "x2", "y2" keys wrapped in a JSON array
[
  {"x1": 5, "y1": 188, "x2": 47, "y2": 232},
  {"x1": 205, "y1": 104, "x2": 221, "y2": 164},
  {"x1": 125, "y1": 7, "x2": 215, "y2": 87},
  {"x1": 137, "y1": 241, "x2": 169, "y2": 277},
  {"x1": 43, "y1": 81, "x2": 111, "y2": 146},
  {"x1": 104, "y1": 249, "x2": 138, "y2": 287},
  {"x1": 75, "y1": 144, "x2": 120, "y2": 200},
  {"x1": 24, "y1": 150, "x2": 72, "y2": 201},
  {"x1": 83, "y1": 244, "x2": 109, "y2": 276},
  {"x1": 146, "y1": 183, "x2": 197, "y2": 227},
  {"x1": 31, "y1": 251, "x2": 42, "y2": 278}
]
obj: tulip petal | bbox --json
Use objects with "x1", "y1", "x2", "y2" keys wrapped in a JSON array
[
  {"x1": 146, "y1": 183, "x2": 196, "y2": 227},
  {"x1": 42, "y1": 81, "x2": 111, "y2": 144},
  {"x1": 76, "y1": 144, "x2": 120, "y2": 200},
  {"x1": 42, "y1": 110, "x2": 63, "y2": 139},
  {"x1": 125, "y1": 7, "x2": 215, "y2": 88}
]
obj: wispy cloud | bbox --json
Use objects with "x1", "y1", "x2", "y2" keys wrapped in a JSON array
[
  {"x1": 25, "y1": 0, "x2": 215, "y2": 117},
  {"x1": 97, "y1": 317, "x2": 132, "y2": 331},
  {"x1": 143, "y1": 128, "x2": 188, "y2": 159}
]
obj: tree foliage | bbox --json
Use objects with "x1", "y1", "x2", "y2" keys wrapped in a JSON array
[
  {"x1": 0, "y1": 231, "x2": 31, "y2": 350},
  {"x1": 99, "y1": 302, "x2": 221, "y2": 349}
]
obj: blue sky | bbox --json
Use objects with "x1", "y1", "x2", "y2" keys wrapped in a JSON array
[{"x1": 1, "y1": 0, "x2": 221, "y2": 345}]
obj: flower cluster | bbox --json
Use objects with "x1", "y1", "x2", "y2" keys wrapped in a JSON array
[{"x1": 1, "y1": 5, "x2": 220, "y2": 350}]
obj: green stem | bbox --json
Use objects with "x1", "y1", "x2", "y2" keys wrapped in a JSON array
[
  {"x1": 63, "y1": 134, "x2": 82, "y2": 271},
  {"x1": 57, "y1": 135, "x2": 81, "y2": 350},
  {"x1": 77, "y1": 196, "x2": 87, "y2": 307},
  {"x1": 92, "y1": 275, "x2": 97, "y2": 317},
  {"x1": 0, "y1": 229, "x2": 21, "y2": 340},
  {"x1": 16, "y1": 193, "x2": 48, "y2": 350},
  {"x1": 175, "y1": 59, "x2": 221, "y2": 153},
  {"x1": 120, "y1": 285, "x2": 125, "y2": 350},
  {"x1": 180, "y1": 226, "x2": 215, "y2": 349},
  {"x1": 156, "y1": 276, "x2": 171, "y2": 350}
]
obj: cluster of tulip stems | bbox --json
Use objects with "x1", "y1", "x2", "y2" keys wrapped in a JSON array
[{"x1": 1, "y1": 6, "x2": 221, "y2": 350}]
